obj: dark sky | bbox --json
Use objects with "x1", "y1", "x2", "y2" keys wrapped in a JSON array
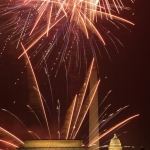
[{"x1": 0, "y1": 0, "x2": 150, "y2": 149}]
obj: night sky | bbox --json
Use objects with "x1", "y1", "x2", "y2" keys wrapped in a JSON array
[{"x1": 0, "y1": 0, "x2": 150, "y2": 149}]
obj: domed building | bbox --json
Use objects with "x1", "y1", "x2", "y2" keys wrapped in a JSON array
[{"x1": 109, "y1": 134, "x2": 122, "y2": 150}]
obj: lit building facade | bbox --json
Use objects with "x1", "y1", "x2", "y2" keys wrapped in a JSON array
[
  {"x1": 109, "y1": 134, "x2": 122, "y2": 150},
  {"x1": 17, "y1": 140, "x2": 89, "y2": 150}
]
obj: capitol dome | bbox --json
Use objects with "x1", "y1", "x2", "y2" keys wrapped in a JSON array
[{"x1": 109, "y1": 134, "x2": 122, "y2": 150}]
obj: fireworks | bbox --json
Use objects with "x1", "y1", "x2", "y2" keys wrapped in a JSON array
[
  {"x1": 0, "y1": 127, "x2": 24, "y2": 146},
  {"x1": 0, "y1": 0, "x2": 135, "y2": 69},
  {"x1": 0, "y1": 0, "x2": 138, "y2": 149},
  {"x1": 0, "y1": 54, "x2": 139, "y2": 149}
]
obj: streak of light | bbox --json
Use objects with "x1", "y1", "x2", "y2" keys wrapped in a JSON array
[
  {"x1": 21, "y1": 43, "x2": 51, "y2": 138},
  {"x1": 83, "y1": 95, "x2": 112, "y2": 142},
  {"x1": 0, "y1": 127, "x2": 24, "y2": 146},
  {"x1": 57, "y1": 99, "x2": 60, "y2": 139},
  {"x1": 33, "y1": 86, "x2": 53, "y2": 121},
  {"x1": 44, "y1": 60, "x2": 54, "y2": 116},
  {"x1": 70, "y1": 58, "x2": 94, "y2": 138},
  {"x1": 18, "y1": 15, "x2": 65, "y2": 59},
  {"x1": 73, "y1": 79, "x2": 100, "y2": 138},
  {"x1": 99, "y1": 105, "x2": 129, "y2": 129},
  {"x1": 0, "y1": 140, "x2": 19, "y2": 148},
  {"x1": 80, "y1": 11, "x2": 106, "y2": 45},
  {"x1": 88, "y1": 114, "x2": 139, "y2": 147},
  {"x1": 1, "y1": 109, "x2": 30, "y2": 134},
  {"x1": 27, "y1": 105, "x2": 46, "y2": 137},
  {"x1": 66, "y1": 95, "x2": 77, "y2": 139},
  {"x1": 28, "y1": 131, "x2": 41, "y2": 139},
  {"x1": 98, "y1": 11, "x2": 135, "y2": 25}
]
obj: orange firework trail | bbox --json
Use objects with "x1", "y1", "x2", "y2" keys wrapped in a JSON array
[
  {"x1": 61, "y1": 95, "x2": 77, "y2": 139},
  {"x1": 65, "y1": 95, "x2": 77, "y2": 139},
  {"x1": 73, "y1": 79, "x2": 100, "y2": 139},
  {"x1": 21, "y1": 43, "x2": 51, "y2": 138},
  {"x1": 18, "y1": 15, "x2": 65, "y2": 59},
  {"x1": 0, "y1": 127, "x2": 24, "y2": 146},
  {"x1": 28, "y1": 131, "x2": 41, "y2": 139},
  {"x1": 0, "y1": 140, "x2": 19, "y2": 148},
  {"x1": 88, "y1": 114, "x2": 139, "y2": 147},
  {"x1": 70, "y1": 58, "x2": 94, "y2": 137},
  {"x1": 27, "y1": 105, "x2": 46, "y2": 136},
  {"x1": 1, "y1": 108, "x2": 32, "y2": 136}
]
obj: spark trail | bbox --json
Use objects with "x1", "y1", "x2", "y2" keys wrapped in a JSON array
[
  {"x1": 0, "y1": 127, "x2": 24, "y2": 146},
  {"x1": 60, "y1": 95, "x2": 77, "y2": 139},
  {"x1": 88, "y1": 114, "x2": 139, "y2": 147},
  {"x1": 0, "y1": 140, "x2": 19, "y2": 148}
]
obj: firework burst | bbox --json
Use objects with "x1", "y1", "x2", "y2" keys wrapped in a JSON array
[{"x1": 0, "y1": 0, "x2": 135, "y2": 70}]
